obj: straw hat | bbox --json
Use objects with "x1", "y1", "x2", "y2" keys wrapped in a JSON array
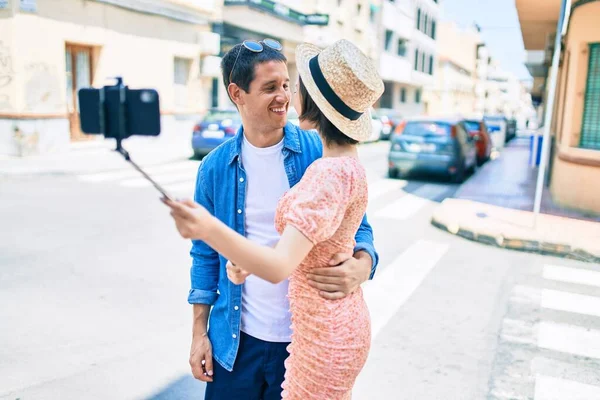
[{"x1": 296, "y1": 39, "x2": 384, "y2": 142}]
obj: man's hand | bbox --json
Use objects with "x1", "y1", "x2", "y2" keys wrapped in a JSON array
[
  {"x1": 307, "y1": 251, "x2": 373, "y2": 300},
  {"x1": 190, "y1": 332, "x2": 214, "y2": 382}
]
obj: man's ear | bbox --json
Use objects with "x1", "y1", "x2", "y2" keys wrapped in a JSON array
[{"x1": 228, "y1": 83, "x2": 245, "y2": 107}]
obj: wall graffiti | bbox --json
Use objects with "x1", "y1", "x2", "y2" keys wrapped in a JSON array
[
  {"x1": 24, "y1": 62, "x2": 62, "y2": 112},
  {"x1": 0, "y1": 40, "x2": 13, "y2": 111}
]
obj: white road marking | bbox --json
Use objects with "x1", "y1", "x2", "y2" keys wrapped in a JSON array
[
  {"x1": 534, "y1": 375, "x2": 600, "y2": 400},
  {"x1": 541, "y1": 289, "x2": 600, "y2": 318},
  {"x1": 373, "y1": 193, "x2": 428, "y2": 220},
  {"x1": 543, "y1": 264, "x2": 600, "y2": 289},
  {"x1": 77, "y1": 161, "x2": 198, "y2": 183},
  {"x1": 367, "y1": 178, "x2": 406, "y2": 204},
  {"x1": 363, "y1": 239, "x2": 449, "y2": 341},
  {"x1": 538, "y1": 321, "x2": 600, "y2": 359}
]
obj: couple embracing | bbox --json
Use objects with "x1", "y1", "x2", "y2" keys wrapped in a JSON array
[{"x1": 164, "y1": 37, "x2": 384, "y2": 399}]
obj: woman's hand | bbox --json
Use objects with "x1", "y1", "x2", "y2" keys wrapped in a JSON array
[
  {"x1": 226, "y1": 261, "x2": 250, "y2": 285},
  {"x1": 163, "y1": 198, "x2": 213, "y2": 240}
]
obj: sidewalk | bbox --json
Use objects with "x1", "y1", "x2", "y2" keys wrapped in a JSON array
[
  {"x1": 0, "y1": 134, "x2": 194, "y2": 177},
  {"x1": 431, "y1": 135, "x2": 600, "y2": 262}
]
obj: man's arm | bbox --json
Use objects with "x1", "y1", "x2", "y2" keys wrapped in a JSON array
[
  {"x1": 188, "y1": 162, "x2": 220, "y2": 306},
  {"x1": 353, "y1": 213, "x2": 379, "y2": 279},
  {"x1": 188, "y1": 163, "x2": 219, "y2": 382}
]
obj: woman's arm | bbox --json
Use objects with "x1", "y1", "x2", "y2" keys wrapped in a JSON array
[
  {"x1": 165, "y1": 199, "x2": 313, "y2": 283},
  {"x1": 206, "y1": 218, "x2": 314, "y2": 283}
]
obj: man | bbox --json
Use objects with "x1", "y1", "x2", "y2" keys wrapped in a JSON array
[{"x1": 188, "y1": 39, "x2": 379, "y2": 400}]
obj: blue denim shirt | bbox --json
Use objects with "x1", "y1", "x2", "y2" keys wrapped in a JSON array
[{"x1": 188, "y1": 122, "x2": 379, "y2": 372}]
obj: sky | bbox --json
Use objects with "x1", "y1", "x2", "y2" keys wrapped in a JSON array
[{"x1": 441, "y1": 0, "x2": 532, "y2": 81}]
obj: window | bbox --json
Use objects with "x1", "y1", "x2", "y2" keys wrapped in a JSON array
[
  {"x1": 174, "y1": 57, "x2": 192, "y2": 107},
  {"x1": 357, "y1": 3, "x2": 362, "y2": 15},
  {"x1": 211, "y1": 77, "x2": 219, "y2": 108},
  {"x1": 580, "y1": 42, "x2": 600, "y2": 150},
  {"x1": 421, "y1": 52, "x2": 426, "y2": 72},
  {"x1": 431, "y1": 20, "x2": 436, "y2": 39},
  {"x1": 428, "y1": 55, "x2": 434, "y2": 75},
  {"x1": 397, "y1": 39, "x2": 407, "y2": 57},
  {"x1": 417, "y1": 8, "x2": 421, "y2": 30},
  {"x1": 370, "y1": 7, "x2": 376, "y2": 23},
  {"x1": 415, "y1": 89, "x2": 422, "y2": 104},
  {"x1": 384, "y1": 30, "x2": 393, "y2": 51},
  {"x1": 423, "y1": 14, "x2": 428, "y2": 34},
  {"x1": 400, "y1": 87, "x2": 406, "y2": 103},
  {"x1": 414, "y1": 48, "x2": 419, "y2": 70},
  {"x1": 380, "y1": 82, "x2": 394, "y2": 108}
]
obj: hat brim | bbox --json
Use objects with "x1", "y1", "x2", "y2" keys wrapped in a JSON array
[{"x1": 296, "y1": 43, "x2": 373, "y2": 143}]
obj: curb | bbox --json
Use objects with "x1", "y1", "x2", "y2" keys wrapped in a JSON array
[{"x1": 431, "y1": 217, "x2": 600, "y2": 264}]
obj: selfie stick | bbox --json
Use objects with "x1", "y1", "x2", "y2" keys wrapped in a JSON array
[{"x1": 111, "y1": 77, "x2": 174, "y2": 201}]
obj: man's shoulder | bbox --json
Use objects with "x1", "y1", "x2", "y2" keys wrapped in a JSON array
[
  {"x1": 197, "y1": 137, "x2": 236, "y2": 175},
  {"x1": 287, "y1": 124, "x2": 322, "y2": 157}
]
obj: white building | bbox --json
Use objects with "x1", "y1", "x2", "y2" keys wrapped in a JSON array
[{"x1": 376, "y1": 0, "x2": 440, "y2": 116}]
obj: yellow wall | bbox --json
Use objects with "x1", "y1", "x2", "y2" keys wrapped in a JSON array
[
  {"x1": 551, "y1": 1, "x2": 600, "y2": 213},
  {"x1": 0, "y1": 5, "x2": 16, "y2": 112},
  {"x1": 2, "y1": 0, "x2": 217, "y2": 115}
]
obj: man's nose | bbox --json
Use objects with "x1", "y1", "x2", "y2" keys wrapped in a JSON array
[{"x1": 276, "y1": 86, "x2": 290, "y2": 103}]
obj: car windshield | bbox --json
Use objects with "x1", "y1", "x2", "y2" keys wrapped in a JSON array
[
  {"x1": 403, "y1": 122, "x2": 451, "y2": 136},
  {"x1": 204, "y1": 111, "x2": 239, "y2": 123},
  {"x1": 464, "y1": 121, "x2": 480, "y2": 132}
]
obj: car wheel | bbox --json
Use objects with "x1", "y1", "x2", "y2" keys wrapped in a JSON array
[
  {"x1": 468, "y1": 161, "x2": 477, "y2": 175},
  {"x1": 193, "y1": 151, "x2": 205, "y2": 160},
  {"x1": 388, "y1": 168, "x2": 399, "y2": 179},
  {"x1": 451, "y1": 165, "x2": 466, "y2": 184}
]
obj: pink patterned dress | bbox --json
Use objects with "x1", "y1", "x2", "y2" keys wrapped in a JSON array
[{"x1": 274, "y1": 156, "x2": 371, "y2": 400}]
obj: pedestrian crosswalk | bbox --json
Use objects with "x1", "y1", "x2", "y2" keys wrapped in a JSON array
[
  {"x1": 76, "y1": 159, "x2": 455, "y2": 223},
  {"x1": 76, "y1": 160, "x2": 200, "y2": 199},
  {"x1": 490, "y1": 262, "x2": 600, "y2": 400}
]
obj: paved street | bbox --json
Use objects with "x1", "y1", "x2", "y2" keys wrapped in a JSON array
[{"x1": 1, "y1": 141, "x2": 599, "y2": 400}]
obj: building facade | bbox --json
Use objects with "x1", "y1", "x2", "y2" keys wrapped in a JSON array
[
  {"x1": 0, "y1": 0, "x2": 222, "y2": 156},
  {"x1": 517, "y1": 0, "x2": 600, "y2": 213},
  {"x1": 425, "y1": 21, "x2": 478, "y2": 117},
  {"x1": 216, "y1": 0, "x2": 379, "y2": 109},
  {"x1": 377, "y1": 0, "x2": 440, "y2": 117}
]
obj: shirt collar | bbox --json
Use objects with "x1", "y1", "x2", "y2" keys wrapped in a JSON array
[{"x1": 227, "y1": 122, "x2": 302, "y2": 165}]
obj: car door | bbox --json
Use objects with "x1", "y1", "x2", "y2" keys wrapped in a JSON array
[{"x1": 456, "y1": 122, "x2": 477, "y2": 168}]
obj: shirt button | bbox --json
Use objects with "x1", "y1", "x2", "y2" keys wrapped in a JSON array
[
  {"x1": 237, "y1": 209, "x2": 242, "y2": 214},
  {"x1": 234, "y1": 306, "x2": 239, "y2": 310},
  {"x1": 232, "y1": 334, "x2": 237, "y2": 339},
  {"x1": 239, "y1": 177, "x2": 244, "y2": 183}
]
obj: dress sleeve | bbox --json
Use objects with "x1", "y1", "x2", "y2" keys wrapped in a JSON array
[{"x1": 282, "y1": 162, "x2": 355, "y2": 245}]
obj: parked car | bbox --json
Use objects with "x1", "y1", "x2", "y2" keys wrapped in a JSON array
[
  {"x1": 483, "y1": 115, "x2": 507, "y2": 150},
  {"x1": 366, "y1": 108, "x2": 383, "y2": 142},
  {"x1": 388, "y1": 117, "x2": 478, "y2": 183},
  {"x1": 464, "y1": 119, "x2": 492, "y2": 165},
  {"x1": 376, "y1": 108, "x2": 403, "y2": 140},
  {"x1": 191, "y1": 109, "x2": 241, "y2": 159}
]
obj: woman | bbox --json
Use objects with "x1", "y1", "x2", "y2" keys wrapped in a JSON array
[{"x1": 165, "y1": 39, "x2": 384, "y2": 399}]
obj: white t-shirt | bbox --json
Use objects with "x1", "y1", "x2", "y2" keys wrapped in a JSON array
[{"x1": 240, "y1": 134, "x2": 292, "y2": 342}]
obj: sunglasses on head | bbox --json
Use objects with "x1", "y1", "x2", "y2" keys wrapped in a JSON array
[{"x1": 228, "y1": 39, "x2": 283, "y2": 86}]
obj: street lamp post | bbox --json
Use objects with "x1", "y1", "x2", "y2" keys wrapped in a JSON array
[{"x1": 532, "y1": 0, "x2": 570, "y2": 225}]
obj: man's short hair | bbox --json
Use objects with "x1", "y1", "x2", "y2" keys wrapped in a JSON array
[{"x1": 221, "y1": 43, "x2": 287, "y2": 93}]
